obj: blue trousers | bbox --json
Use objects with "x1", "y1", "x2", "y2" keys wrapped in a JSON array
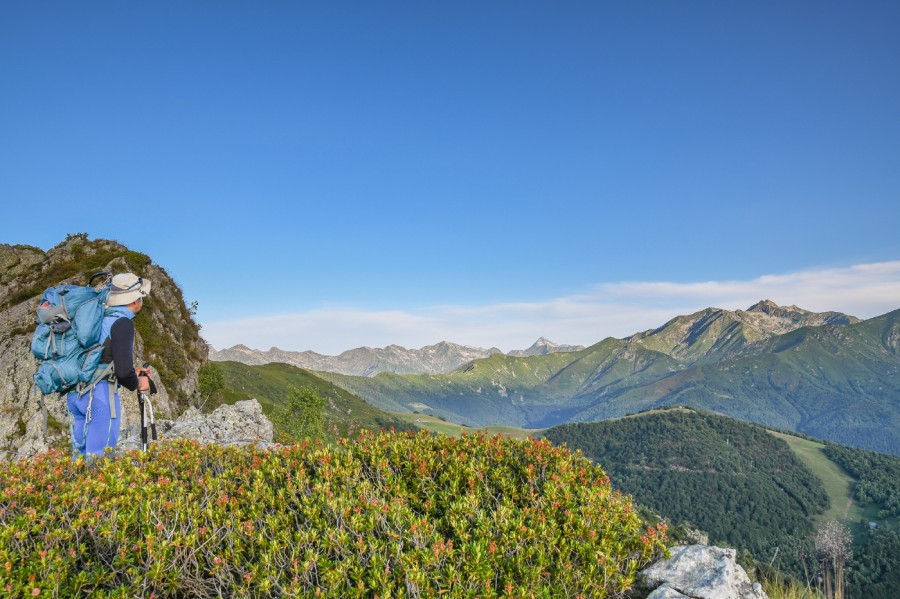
[{"x1": 66, "y1": 381, "x2": 122, "y2": 459}]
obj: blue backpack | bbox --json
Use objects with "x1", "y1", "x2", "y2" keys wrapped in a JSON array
[{"x1": 32, "y1": 272, "x2": 113, "y2": 395}]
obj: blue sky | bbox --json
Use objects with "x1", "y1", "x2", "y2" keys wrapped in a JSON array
[{"x1": 2, "y1": 2, "x2": 899, "y2": 353}]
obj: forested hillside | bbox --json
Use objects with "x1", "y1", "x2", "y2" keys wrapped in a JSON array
[
  {"x1": 543, "y1": 408, "x2": 829, "y2": 573},
  {"x1": 821, "y1": 445, "x2": 900, "y2": 599},
  {"x1": 847, "y1": 530, "x2": 900, "y2": 599},
  {"x1": 823, "y1": 444, "x2": 900, "y2": 520},
  {"x1": 543, "y1": 408, "x2": 900, "y2": 597}
]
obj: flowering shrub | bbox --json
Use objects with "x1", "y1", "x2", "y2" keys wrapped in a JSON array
[{"x1": 0, "y1": 432, "x2": 665, "y2": 598}]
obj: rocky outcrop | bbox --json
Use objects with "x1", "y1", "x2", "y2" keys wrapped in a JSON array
[
  {"x1": 0, "y1": 235, "x2": 207, "y2": 460},
  {"x1": 638, "y1": 545, "x2": 767, "y2": 599},
  {"x1": 119, "y1": 399, "x2": 274, "y2": 451}
]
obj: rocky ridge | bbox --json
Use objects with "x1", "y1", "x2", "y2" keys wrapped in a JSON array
[
  {"x1": 625, "y1": 299, "x2": 858, "y2": 364},
  {"x1": 0, "y1": 235, "x2": 207, "y2": 460},
  {"x1": 210, "y1": 338, "x2": 584, "y2": 376}
]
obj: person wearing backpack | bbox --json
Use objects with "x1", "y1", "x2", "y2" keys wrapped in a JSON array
[{"x1": 66, "y1": 273, "x2": 152, "y2": 459}]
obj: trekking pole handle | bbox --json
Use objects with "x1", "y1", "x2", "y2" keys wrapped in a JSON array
[{"x1": 138, "y1": 362, "x2": 158, "y2": 395}]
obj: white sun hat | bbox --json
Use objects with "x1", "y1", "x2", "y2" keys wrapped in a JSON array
[{"x1": 106, "y1": 273, "x2": 152, "y2": 307}]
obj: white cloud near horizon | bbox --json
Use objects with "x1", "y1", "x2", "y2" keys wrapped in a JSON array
[{"x1": 200, "y1": 261, "x2": 900, "y2": 355}]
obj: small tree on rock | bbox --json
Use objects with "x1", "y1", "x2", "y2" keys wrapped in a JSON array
[
  {"x1": 196, "y1": 362, "x2": 225, "y2": 410},
  {"x1": 270, "y1": 385, "x2": 327, "y2": 443}
]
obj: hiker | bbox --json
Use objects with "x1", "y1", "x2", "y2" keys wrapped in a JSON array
[{"x1": 66, "y1": 273, "x2": 152, "y2": 458}]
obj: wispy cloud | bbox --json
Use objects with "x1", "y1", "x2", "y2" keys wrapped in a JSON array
[{"x1": 201, "y1": 261, "x2": 900, "y2": 355}]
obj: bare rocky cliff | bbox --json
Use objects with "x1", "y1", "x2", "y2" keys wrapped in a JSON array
[{"x1": 0, "y1": 235, "x2": 207, "y2": 459}]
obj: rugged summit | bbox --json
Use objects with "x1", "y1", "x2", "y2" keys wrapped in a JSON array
[
  {"x1": 626, "y1": 300, "x2": 858, "y2": 363},
  {"x1": 0, "y1": 235, "x2": 207, "y2": 459},
  {"x1": 507, "y1": 337, "x2": 585, "y2": 357},
  {"x1": 211, "y1": 339, "x2": 582, "y2": 376}
]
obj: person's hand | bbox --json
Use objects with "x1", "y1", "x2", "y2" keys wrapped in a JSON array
[{"x1": 137, "y1": 364, "x2": 155, "y2": 393}]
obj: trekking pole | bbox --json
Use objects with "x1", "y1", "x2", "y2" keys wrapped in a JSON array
[
  {"x1": 138, "y1": 362, "x2": 158, "y2": 451},
  {"x1": 138, "y1": 388, "x2": 148, "y2": 451}
]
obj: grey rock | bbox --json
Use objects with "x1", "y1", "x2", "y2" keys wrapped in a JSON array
[
  {"x1": 119, "y1": 399, "x2": 274, "y2": 451},
  {"x1": 680, "y1": 526, "x2": 710, "y2": 546},
  {"x1": 639, "y1": 545, "x2": 768, "y2": 599},
  {"x1": 647, "y1": 586, "x2": 692, "y2": 599}
]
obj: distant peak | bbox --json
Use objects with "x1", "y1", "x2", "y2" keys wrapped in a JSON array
[
  {"x1": 747, "y1": 300, "x2": 780, "y2": 313},
  {"x1": 229, "y1": 344, "x2": 252, "y2": 351}
]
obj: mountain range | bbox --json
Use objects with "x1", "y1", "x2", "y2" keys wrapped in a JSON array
[
  {"x1": 313, "y1": 301, "x2": 900, "y2": 455},
  {"x1": 209, "y1": 337, "x2": 584, "y2": 376}
]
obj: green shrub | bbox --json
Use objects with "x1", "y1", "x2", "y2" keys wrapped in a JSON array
[
  {"x1": 7, "y1": 322, "x2": 36, "y2": 337},
  {"x1": 0, "y1": 432, "x2": 666, "y2": 598},
  {"x1": 269, "y1": 386, "x2": 328, "y2": 444},
  {"x1": 195, "y1": 362, "x2": 226, "y2": 410}
]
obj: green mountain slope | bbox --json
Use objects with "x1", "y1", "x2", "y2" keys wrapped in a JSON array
[
  {"x1": 321, "y1": 304, "x2": 900, "y2": 454},
  {"x1": 319, "y1": 350, "x2": 598, "y2": 428},
  {"x1": 207, "y1": 361, "x2": 416, "y2": 440},
  {"x1": 572, "y1": 310, "x2": 900, "y2": 454}
]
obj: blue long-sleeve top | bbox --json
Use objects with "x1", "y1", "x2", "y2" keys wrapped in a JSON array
[{"x1": 99, "y1": 307, "x2": 140, "y2": 391}]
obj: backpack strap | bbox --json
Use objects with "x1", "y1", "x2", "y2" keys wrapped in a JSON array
[{"x1": 80, "y1": 361, "x2": 118, "y2": 419}]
